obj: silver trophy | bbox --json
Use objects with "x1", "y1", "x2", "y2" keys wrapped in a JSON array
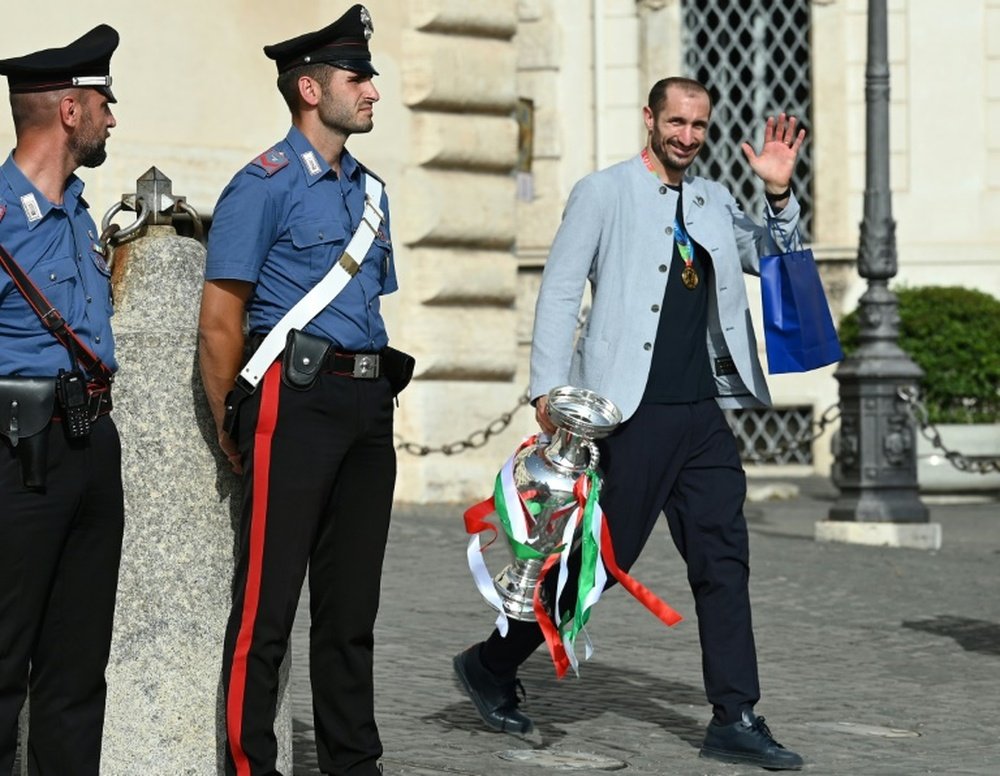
[{"x1": 492, "y1": 385, "x2": 622, "y2": 621}]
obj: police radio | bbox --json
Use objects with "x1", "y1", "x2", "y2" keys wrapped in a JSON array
[{"x1": 56, "y1": 370, "x2": 92, "y2": 439}]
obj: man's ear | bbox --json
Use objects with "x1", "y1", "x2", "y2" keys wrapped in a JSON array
[
  {"x1": 59, "y1": 92, "x2": 81, "y2": 128},
  {"x1": 298, "y1": 75, "x2": 322, "y2": 108},
  {"x1": 642, "y1": 105, "x2": 654, "y2": 133}
]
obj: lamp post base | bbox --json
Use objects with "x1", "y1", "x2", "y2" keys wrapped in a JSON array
[{"x1": 815, "y1": 519, "x2": 941, "y2": 550}]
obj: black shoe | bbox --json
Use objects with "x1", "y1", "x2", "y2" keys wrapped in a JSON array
[
  {"x1": 453, "y1": 644, "x2": 534, "y2": 734},
  {"x1": 700, "y1": 711, "x2": 803, "y2": 771}
]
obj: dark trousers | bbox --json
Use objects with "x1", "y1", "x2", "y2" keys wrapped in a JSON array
[
  {"x1": 223, "y1": 364, "x2": 395, "y2": 776},
  {"x1": 482, "y1": 399, "x2": 760, "y2": 724},
  {"x1": 0, "y1": 416, "x2": 124, "y2": 776}
]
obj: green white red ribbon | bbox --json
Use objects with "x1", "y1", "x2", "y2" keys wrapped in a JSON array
[{"x1": 464, "y1": 437, "x2": 684, "y2": 677}]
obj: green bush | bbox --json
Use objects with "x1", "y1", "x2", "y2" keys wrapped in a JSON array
[{"x1": 838, "y1": 286, "x2": 1000, "y2": 424}]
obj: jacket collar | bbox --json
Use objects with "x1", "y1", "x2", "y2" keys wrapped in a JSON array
[
  {"x1": 0, "y1": 152, "x2": 82, "y2": 230},
  {"x1": 285, "y1": 126, "x2": 360, "y2": 187}
]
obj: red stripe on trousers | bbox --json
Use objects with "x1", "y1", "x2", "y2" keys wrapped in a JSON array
[{"x1": 226, "y1": 362, "x2": 282, "y2": 776}]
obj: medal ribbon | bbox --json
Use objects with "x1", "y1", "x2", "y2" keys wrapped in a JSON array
[
  {"x1": 464, "y1": 439, "x2": 684, "y2": 677},
  {"x1": 640, "y1": 148, "x2": 696, "y2": 282}
]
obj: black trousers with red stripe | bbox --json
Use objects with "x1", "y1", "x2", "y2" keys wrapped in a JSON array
[
  {"x1": 0, "y1": 415, "x2": 124, "y2": 776},
  {"x1": 223, "y1": 364, "x2": 396, "y2": 776},
  {"x1": 481, "y1": 399, "x2": 760, "y2": 724}
]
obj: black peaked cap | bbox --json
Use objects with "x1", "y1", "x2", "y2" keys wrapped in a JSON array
[
  {"x1": 0, "y1": 24, "x2": 119, "y2": 103},
  {"x1": 264, "y1": 4, "x2": 378, "y2": 76}
]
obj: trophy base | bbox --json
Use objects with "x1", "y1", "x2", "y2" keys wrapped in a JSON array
[{"x1": 492, "y1": 565, "x2": 550, "y2": 623}]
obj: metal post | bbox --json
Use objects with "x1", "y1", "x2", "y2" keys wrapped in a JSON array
[{"x1": 827, "y1": 0, "x2": 928, "y2": 524}]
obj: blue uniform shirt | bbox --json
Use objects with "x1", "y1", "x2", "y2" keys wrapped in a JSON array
[
  {"x1": 205, "y1": 126, "x2": 397, "y2": 352},
  {"x1": 0, "y1": 153, "x2": 117, "y2": 377}
]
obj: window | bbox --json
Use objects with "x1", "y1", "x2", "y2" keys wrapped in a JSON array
[{"x1": 682, "y1": 0, "x2": 814, "y2": 240}]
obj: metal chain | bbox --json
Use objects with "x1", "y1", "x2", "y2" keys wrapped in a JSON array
[
  {"x1": 394, "y1": 385, "x2": 999, "y2": 474},
  {"x1": 395, "y1": 389, "x2": 532, "y2": 456},
  {"x1": 738, "y1": 402, "x2": 841, "y2": 465},
  {"x1": 897, "y1": 387, "x2": 1000, "y2": 474}
]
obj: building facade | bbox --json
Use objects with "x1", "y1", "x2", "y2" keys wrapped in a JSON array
[{"x1": 4, "y1": 0, "x2": 998, "y2": 502}]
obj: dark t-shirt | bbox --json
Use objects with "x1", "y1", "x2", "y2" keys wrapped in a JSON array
[{"x1": 642, "y1": 187, "x2": 717, "y2": 404}]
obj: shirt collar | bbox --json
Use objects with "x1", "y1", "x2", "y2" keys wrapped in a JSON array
[
  {"x1": 1, "y1": 152, "x2": 82, "y2": 230},
  {"x1": 285, "y1": 126, "x2": 360, "y2": 187}
]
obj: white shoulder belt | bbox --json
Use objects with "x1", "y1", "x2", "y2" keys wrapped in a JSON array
[{"x1": 237, "y1": 173, "x2": 384, "y2": 391}]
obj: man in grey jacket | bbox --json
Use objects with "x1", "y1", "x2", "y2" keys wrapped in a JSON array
[{"x1": 454, "y1": 77, "x2": 806, "y2": 771}]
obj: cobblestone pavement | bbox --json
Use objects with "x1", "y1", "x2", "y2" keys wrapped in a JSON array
[{"x1": 290, "y1": 478, "x2": 1000, "y2": 776}]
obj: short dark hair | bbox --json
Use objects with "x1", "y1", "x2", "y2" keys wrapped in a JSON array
[
  {"x1": 647, "y1": 77, "x2": 712, "y2": 118},
  {"x1": 9, "y1": 89, "x2": 62, "y2": 136},
  {"x1": 276, "y1": 62, "x2": 334, "y2": 113}
]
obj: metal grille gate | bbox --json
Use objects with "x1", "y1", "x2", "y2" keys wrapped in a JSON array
[
  {"x1": 725, "y1": 407, "x2": 815, "y2": 465},
  {"x1": 682, "y1": 1, "x2": 816, "y2": 466},
  {"x1": 681, "y1": 0, "x2": 814, "y2": 240}
]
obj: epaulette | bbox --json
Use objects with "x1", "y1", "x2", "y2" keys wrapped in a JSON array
[
  {"x1": 356, "y1": 161, "x2": 386, "y2": 187},
  {"x1": 247, "y1": 147, "x2": 290, "y2": 178}
]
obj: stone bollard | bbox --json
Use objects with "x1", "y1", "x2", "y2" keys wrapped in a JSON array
[{"x1": 96, "y1": 169, "x2": 292, "y2": 775}]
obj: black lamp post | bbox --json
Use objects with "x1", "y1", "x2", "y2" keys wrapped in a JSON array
[{"x1": 828, "y1": 0, "x2": 928, "y2": 523}]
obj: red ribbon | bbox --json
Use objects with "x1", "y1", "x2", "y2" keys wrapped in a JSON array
[
  {"x1": 533, "y1": 552, "x2": 571, "y2": 677},
  {"x1": 463, "y1": 496, "x2": 499, "y2": 550},
  {"x1": 600, "y1": 517, "x2": 684, "y2": 628}
]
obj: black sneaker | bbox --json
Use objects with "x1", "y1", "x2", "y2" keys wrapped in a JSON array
[
  {"x1": 699, "y1": 711, "x2": 804, "y2": 771},
  {"x1": 453, "y1": 644, "x2": 534, "y2": 734}
]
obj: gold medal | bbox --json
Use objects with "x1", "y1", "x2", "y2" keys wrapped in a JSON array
[{"x1": 681, "y1": 265, "x2": 699, "y2": 289}]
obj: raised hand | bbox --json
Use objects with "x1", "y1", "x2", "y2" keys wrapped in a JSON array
[{"x1": 740, "y1": 112, "x2": 806, "y2": 193}]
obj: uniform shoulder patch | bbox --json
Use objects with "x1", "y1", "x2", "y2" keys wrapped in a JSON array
[
  {"x1": 248, "y1": 147, "x2": 290, "y2": 178},
  {"x1": 356, "y1": 162, "x2": 385, "y2": 187}
]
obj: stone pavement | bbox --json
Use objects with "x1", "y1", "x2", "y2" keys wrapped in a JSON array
[{"x1": 290, "y1": 477, "x2": 1000, "y2": 776}]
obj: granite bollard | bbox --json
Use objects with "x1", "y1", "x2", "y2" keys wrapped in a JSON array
[{"x1": 94, "y1": 180, "x2": 292, "y2": 775}]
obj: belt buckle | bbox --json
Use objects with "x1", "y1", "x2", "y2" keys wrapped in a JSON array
[{"x1": 353, "y1": 354, "x2": 379, "y2": 379}]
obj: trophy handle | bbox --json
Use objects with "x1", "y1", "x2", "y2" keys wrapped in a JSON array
[{"x1": 586, "y1": 441, "x2": 600, "y2": 471}]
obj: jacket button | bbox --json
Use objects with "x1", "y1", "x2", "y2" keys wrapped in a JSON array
[
  {"x1": 643, "y1": 342, "x2": 652, "y2": 351},
  {"x1": 664, "y1": 226, "x2": 673, "y2": 236},
  {"x1": 658, "y1": 264, "x2": 667, "y2": 272},
  {"x1": 659, "y1": 185, "x2": 667, "y2": 195},
  {"x1": 651, "y1": 304, "x2": 660, "y2": 312}
]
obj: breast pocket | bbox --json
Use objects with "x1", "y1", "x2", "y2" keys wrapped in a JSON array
[
  {"x1": 35, "y1": 255, "x2": 80, "y2": 321},
  {"x1": 289, "y1": 220, "x2": 347, "y2": 281},
  {"x1": 370, "y1": 234, "x2": 393, "y2": 282},
  {"x1": 87, "y1": 250, "x2": 114, "y2": 316}
]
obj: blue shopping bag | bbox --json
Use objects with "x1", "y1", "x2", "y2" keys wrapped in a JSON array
[{"x1": 759, "y1": 219, "x2": 843, "y2": 374}]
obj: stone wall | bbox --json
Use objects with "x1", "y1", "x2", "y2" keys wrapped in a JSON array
[{"x1": 1, "y1": 1, "x2": 998, "y2": 495}]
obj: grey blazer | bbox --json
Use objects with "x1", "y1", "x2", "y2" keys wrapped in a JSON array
[{"x1": 529, "y1": 154, "x2": 801, "y2": 421}]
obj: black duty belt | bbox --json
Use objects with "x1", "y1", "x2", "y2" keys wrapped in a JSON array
[
  {"x1": 248, "y1": 333, "x2": 381, "y2": 380},
  {"x1": 322, "y1": 351, "x2": 381, "y2": 379}
]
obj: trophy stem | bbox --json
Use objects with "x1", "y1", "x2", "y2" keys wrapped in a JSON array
[
  {"x1": 493, "y1": 559, "x2": 549, "y2": 621},
  {"x1": 542, "y1": 429, "x2": 598, "y2": 473}
]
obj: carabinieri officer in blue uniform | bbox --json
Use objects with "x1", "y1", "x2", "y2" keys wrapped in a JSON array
[
  {"x1": 0, "y1": 25, "x2": 124, "y2": 776},
  {"x1": 198, "y1": 6, "x2": 403, "y2": 776}
]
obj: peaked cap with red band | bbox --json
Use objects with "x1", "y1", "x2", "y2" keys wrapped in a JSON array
[
  {"x1": 0, "y1": 24, "x2": 119, "y2": 103},
  {"x1": 263, "y1": 4, "x2": 378, "y2": 76}
]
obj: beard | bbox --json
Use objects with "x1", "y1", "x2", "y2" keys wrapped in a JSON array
[
  {"x1": 651, "y1": 125, "x2": 702, "y2": 174},
  {"x1": 69, "y1": 111, "x2": 108, "y2": 168},
  {"x1": 317, "y1": 89, "x2": 374, "y2": 136}
]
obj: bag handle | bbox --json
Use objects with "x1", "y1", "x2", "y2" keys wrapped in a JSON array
[{"x1": 764, "y1": 205, "x2": 804, "y2": 254}]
